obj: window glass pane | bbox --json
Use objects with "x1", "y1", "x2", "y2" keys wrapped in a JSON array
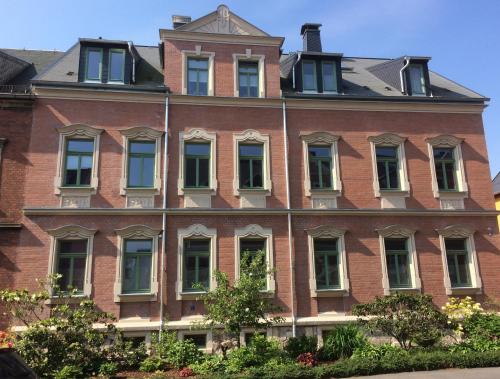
[
  {"x1": 309, "y1": 146, "x2": 331, "y2": 158},
  {"x1": 252, "y1": 159, "x2": 263, "y2": 188},
  {"x1": 197, "y1": 255, "x2": 210, "y2": 287},
  {"x1": 240, "y1": 159, "x2": 251, "y2": 187},
  {"x1": 434, "y1": 148, "x2": 454, "y2": 160},
  {"x1": 125, "y1": 240, "x2": 152, "y2": 253},
  {"x1": 456, "y1": 253, "x2": 470, "y2": 285},
  {"x1": 64, "y1": 156, "x2": 78, "y2": 185},
  {"x1": 185, "y1": 158, "x2": 197, "y2": 187},
  {"x1": 109, "y1": 50, "x2": 125, "y2": 81},
  {"x1": 309, "y1": 160, "x2": 320, "y2": 189},
  {"x1": 321, "y1": 160, "x2": 332, "y2": 188},
  {"x1": 80, "y1": 156, "x2": 93, "y2": 185},
  {"x1": 385, "y1": 238, "x2": 407, "y2": 251},
  {"x1": 138, "y1": 255, "x2": 152, "y2": 290},
  {"x1": 188, "y1": 58, "x2": 208, "y2": 70},
  {"x1": 59, "y1": 240, "x2": 87, "y2": 254},
  {"x1": 72, "y1": 257, "x2": 86, "y2": 291},
  {"x1": 185, "y1": 334, "x2": 207, "y2": 349},
  {"x1": 86, "y1": 49, "x2": 101, "y2": 80},
  {"x1": 57, "y1": 257, "x2": 72, "y2": 291},
  {"x1": 327, "y1": 254, "x2": 339, "y2": 286},
  {"x1": 409, "y1": 64, "x2": 426, "y2": 95},
  {"x1": 376, "y1": 146, "x2": 397, "y2": 159},
  {"x1": 377, "y1": 161, "x2": 388, "y2": 189},
  {"x1": 241, "y1": 239, "x2": 266, "y2": 255},
  {"x1": 184, "y1": 255, "x2": 197, "y2": 289},
  {"x1": 198, "y1": 158, "x2": 209, "y2": 187},
  {"x1": 322, "y1": 61, "x2": 337, "y2": 92},
  {"x1": 314, "y1": 239, "x2": 337, "y2": 252},
  {"x1": 446, "y1": 254, "x2": 458, "y2": 286},
  {"x1": 128, "y1": 157, "x2": 142, "y2": 187},
  {"x1": 67, "y1": 140, "x2": 94, "y2": 153},
  {"x1": 239, "y1": 144, "x2": 263, "y2": 157},
  {"x1": 315, "y1": 254, "x2": 327, "y2": 287},
  {"x1": 387, "y1": 161, "x2": 399, "y2": 189},
  {"x1": 142, "y1": 157, "x2": 155, "y2": 187},
  {"x1": 123, "y1": 256, "x2": 137, "y2": 292},
  {"x1": 186, "y1": 143, "x2": 210, "y2": 156},
  {"x1": 185, "y1": 239, "x2": 210, "y2": 252},
  {"x1": 386, "y1": 254, "x2": 398, "y2": 286},
  {"x1": 445, "y1": 239, "x2": 466, "y2": 251},
  {"x1": 130, "y1": 142, "x2": 155, "y2": 154},
  {"x1": 303, "y1": 61, "x2": 316, "y2": 90},
  {"x1": 397, "y1": 253, "x2": 410, "y2": 285},
  {"x1": 198, "y1": 81, "x2": 208, "y2": 96},
  {"x1": 435, "y1": 162, "x2": 445, "y2": 190},
  {"x1": 444, "y1": 162, "x2": 456, "y2": 190}
]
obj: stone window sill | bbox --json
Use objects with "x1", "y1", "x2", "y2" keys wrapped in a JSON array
[
  {"x1": 182, "y1": 188, "x2": 216, "y2": 195},
  {"x1": 115, "y1": 293, "x2": 157, "y2": 303},
  {"x1": 379, "y1": 190, "x2": 410, "y2": 197},
  {"x1": 436, "y1": 191, "x2": 468, "y2": 199},
  {"x1": 177, "y1": 291, "x2": 207, "y2": 301},
  {"x1": 388, "y1": 287, "x2": 421, "y2": 294},
  {"x1": 237, "y1": 188, "x2": 271, "y2": 195},
  {"x1": 311, "y1": 288, "x2": 349, "y2": 298},
  {"x1": 448, "y1": 287, "x2": 481, "y2": 295},
  {"x1": 45, "y1": 295, "x2": 87, "y2": 305}
]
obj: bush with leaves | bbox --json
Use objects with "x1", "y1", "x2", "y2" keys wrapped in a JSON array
[
  {"x1": 352, "y1": 343, "x2": 408, "y2": 360},
  {"x1": 148, "y1": 330, "x2": 203, "y2": 369},
  {"x1": 284, "y1": 335, "x2": 318, "y2": 359},
  {"x1": 98, "y1": 361, "x2": 119, "y2": 377},
  {"x1": 53, "y1": 365, "x2": 85, "y2": 379},
  {"x1": 352, "y1": 293, "x2": 449, "y2": 349},
  {"x1": 319, "y1": 324, "x2": 367, "y2": 361}
]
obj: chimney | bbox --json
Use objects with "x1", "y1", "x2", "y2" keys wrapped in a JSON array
[
  {"x1": 172, "y1": 15, "x2": 192, "y2": 29},
  {"x1": 300, "y1": 23, "x2": 322, "y2": 52}
]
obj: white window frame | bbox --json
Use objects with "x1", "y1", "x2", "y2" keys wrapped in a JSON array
[
  {"x1": 119, "y1": 127, "x2": 163, "y2": 208},
  {"x1": 177, "y1": 128, "x2": 217, "y2": 208},
  {"x1": 113, "y1": 225, "x2": 161, "y2": 303},
  {"x1": 54, "y1": 124, "x2": 104, "y2": 208},
  {"x1": 177, "y1": 224, "x2": 217, "y2": 300},
  {"x1": 376, "y1": 225, "x2": 421, "y2": 295},
  {"x1": 182, "y1": 47, "x2": 215, "y2": 96},
  {"x1": 426, "y1": 135, "x2": 468, "y2": 209},
  {"x1": 234, "y1": 224, "x2": 275, "y2": 294},
  {"x1": 306, "y1": 225, "x2": 349, "y2": 297},
  {"x1": 436, "y1": 225, "x2": 482, "y2": 295},
  {"x1": 46, "y1": 225, "x2": 97, "y2": 302},
  {"x1": 301, "y1": 132, "x2": 342, "y2": 208},
  {"x1": 233, "y1": 50, "x2": 265, "y2": 98}
]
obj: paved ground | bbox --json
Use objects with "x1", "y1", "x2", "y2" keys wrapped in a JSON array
[{"x1": 350, "y1": 367, "x2": 500, "y2": 379}]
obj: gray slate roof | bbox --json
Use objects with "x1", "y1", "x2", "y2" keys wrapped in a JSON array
[
  {"x1": 493, "y1": 172, "x2": 500, "y2": 196},
  {"x1": 280, "y1": 53, "x2": 486, "y2": 101}
]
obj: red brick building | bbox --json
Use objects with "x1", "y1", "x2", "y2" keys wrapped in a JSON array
[{"x1": 1, "y1": 5, "x2": 498, "y2": 348}]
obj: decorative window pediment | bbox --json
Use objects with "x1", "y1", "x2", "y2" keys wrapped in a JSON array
[
  {"x1": 368, "y1": 133, "x2": 406, "y2": 146},
  {"x1": 47, "y1": 225, "x2": 97, "y2": 239},
  {"x1": 306, "y1": 225, "x2": 346, "y2": 239},
  {"x1": 436, "y1": 225, "x2": 474, "y2": 238},
  {"x1": 376, "y1": 225, "x2": 416, "y2": 238},
  {"x1": 115, "y1": 224, "x2": 161, "y2": 239},
  {"x1": 426, "y1": 135, "x2": 463, "y2": 148}
]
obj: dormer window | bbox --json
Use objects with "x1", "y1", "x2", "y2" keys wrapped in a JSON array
[
  {"x1": 322, "y1": 61, "x2": 337, "y2": 93},
  {"x1": 302, "y1": 60, "x2": 317, "y2": 92},
  {"x1": 85, "y1": 48, "x2": 103, "y2": 82},
  {"x1": 109, "y1": 49, "x2": 125, "y2": 83},
  {"x1": 409, "y1": 63, "x2": 426, "y2": 96}
]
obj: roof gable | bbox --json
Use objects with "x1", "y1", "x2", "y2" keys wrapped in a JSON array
[
  {"x1": 0, "y1": 50, "x2": 30, "y2": 84},
  {"x1": 176, "y1": 5, "x2": 269, "y2": 36}
]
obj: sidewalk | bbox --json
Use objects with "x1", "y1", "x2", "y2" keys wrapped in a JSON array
[{"x1": 350, "y1": 367, "x2": 500, "y2": 379}]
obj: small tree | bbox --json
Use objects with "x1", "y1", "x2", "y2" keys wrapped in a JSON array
[
  {"x1": 195, "y1": 251, "x2": 283, "y2": 355},
  {"x1": 352, "y1": 293, "x2": 448, "y2": 349}
]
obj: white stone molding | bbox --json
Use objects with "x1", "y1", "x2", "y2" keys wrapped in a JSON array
[
  {"x1": 54, "y1": 124, "x2": 104, "y2": 208},
  {"x1": 232, "y1": 53, "x2": 266, "y2": 98},
  {"x1": 436, "y1": 225, "x2": 482, "y2": 295},
  {"x1": 119, "y1": 127, "x2": 163, "y2": 208},
  {"x1": 368, "y1": 133, "x2": 410, "y2": 208},
  {"x1": 178, "y1": 128, "x2": 217, "y2": 208},
  {"x1": 376, "y1": 225, "x2": 421, "y2": 295},
  {"x1": 181, "y1": 49, "x2": 215, "y2": 96},
  {"x1": 233, "y1": 129, "x2": 272, "y2": 208},
  {"x1": 301, "y1": 132, "x2": 342, "y2": 208},
  {"x1": 426, "y1": 135, "x2": 468, "y2": 208},
  {"x1": 113, "y1": 225, "x2": 161, "y2": 302},
  {"x1": 234, "y1": 224, "x2": 275, "y2": 293},
  {"x1": 306, "y1": 225, "x2": 349, "y2": 297},
  {"x1": 177, "y1": 224, "x2": 217, "y2": 300},
  {"x1": 47, "y1": 225, "x2": 97, "y2": 298}
]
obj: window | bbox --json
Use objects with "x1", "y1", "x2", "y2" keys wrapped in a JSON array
[
  {"x1": 409, "y1": 64, "x2": 426, "y2": 96},
  {"x1": 127, "y1": 141, "x2": 155, "y2": 188},
  {"x1": 239, "y1": 144, "x2": 263, "y2": 189},
  {"x1": 445, "y1": 238, "x2": 471, "y2": 288},
  {"x1": 183, "y1": 239, "x2": 210, "y2": 292},
  {"x1": 322, "y1": 61, "x2": 337, "y2": 92},
  {"x1": 187, "y1": 58, "x2": 208, "y2": 96},
  {"x1": 238, "y1": 61, "x2": 259, "y2": 97},
  {"x1": 308, "y1": 145, "x2": 332, "y2": 189},
  {"x1": 240, "y1": 238, "x2": 266, "y2": 286},
  {"x1": 85, "y1": 48, "x2": 103, "y2": 82},
  {"x1": 302, "y1": 60, "x2": 317, "y2": 92},
  {"x1": 433, "y1": 148, "x2": 456, "y2": 191},
  {"x1": 185, "y1": 143, "x2": 210, "y2": 188},
  {"x1": 56, "y1": 239, "x2": 87, "y2": 294},
  {"x1": 63, "y1": 139, "x2": 94, "y2": 187},
  {"x1": 384, "y1": 238, "x2": 411, "y2": 288},
  {"x1": 313, "y1": 238, "x2": 340, "y2": 290},
  {"x1": 184, "y1": 334, "x2": 207, "y2": 349},
  {"x1": 122, "y1": 239, "x2": 153, "y2": 294},
  {"x1": 109, "y1": 49, "x2": 125, "y2": 83},
  {"x1": 376, "y1": 146, "x2": 399, "y2": 190}
]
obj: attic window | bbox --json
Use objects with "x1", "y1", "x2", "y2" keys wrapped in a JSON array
[
  {"x1": 109, "y1": 49, "x2": 125, "y2": 83},
  {"x1": 85, "y1": 48, "x2": 103, "y2": 82},
  {"x1": 408, "y1": 64, "x2": 426, "y2": 96}
]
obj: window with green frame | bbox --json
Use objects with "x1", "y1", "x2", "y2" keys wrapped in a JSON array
[
  {"x1": 127, "y1": 141, "x2": 155, "y2": 188},
  {"x1": 85, "y1": 48, "x2": 103, "y2": 82},
  {"x1": 109, "y1": 49, "x2": 125, "y2": 83},
  {"x1": 302, "y1": 60, "x2": 317, "y2": 92},
  {"x1": 445, "y1": 238, "x2": 471, "y2": 287},
  {"x1": 122, "y1": 239, "x2": 153, "y2": 293},
  {"x1": 314, "y1": 238, "x2": 340, "y2": 289},
  {"x1": 183, "y1": 239, "x2": 210, "y2": 292},
  {"x1": 240, "y1": 238, "x2": 267, "y2": 287},
  {"x1": 63, "y1": 139, "x2": 94, "y2": 186},
  {"x1": 434, "y1": 147, "x2": 457, "y2": 191},
  {"x1": 322, "y1": 61, "x2": 337, "y2": 92},
  {"x1": 385, "y1": 238, "x2": 411, "y2": 288},
  {"x1": 238, "y1": 61, "x2": 259, "y2": 97},
  {"x1": 185, "y1": 142, "x2": 210, "y2": 188},
  {"x1": 187, "y1": 58, "x2": 209, "y2": 96},
  {"x1": 56, "y1": 239, "x2": 87, "y2": 294},
  {"x1": 376, "y1": 146, "x2": 400, "y2": 190},
  {"x1": 308, "y1": 145, "x2": 332, "y2": 189},
  {"x1": 239, "y1": 144, "x2": 263, "y2": 189}
]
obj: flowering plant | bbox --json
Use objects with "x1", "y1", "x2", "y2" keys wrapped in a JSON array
[
  {"x1": 297, "y1": 352, "x2": 317, "y2": 367},
  {"x1": 441, "y1": 296, "x2": 483, "y2": 337},
  {"x1": 0, "y1": 330, "x2": 14, "y2": 349},
  {"x1": 179, "y1": 367, "x2": 194, "y2": 377}
]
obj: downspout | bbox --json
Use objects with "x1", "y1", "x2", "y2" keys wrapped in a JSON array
[
  {"x1": 399, "y1": 57, "x2": 410, "y2": 95},
  {"x1": 282, "y1": 100, "x2": 296, "y2": 337},
  {"x1": 159, "y1": 95, "x2": 169, "y2": 337},
  {"x1": 127, "y1": 42, "x2": 136, "y2": 83}
]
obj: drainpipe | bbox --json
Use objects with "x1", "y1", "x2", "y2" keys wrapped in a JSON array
[
  {"x1": 127, "y1": 42, "x2": 136, "y2": 83},
  {"x1": 159, "y1": 95, "x2": 169, "y2": 337},
  {"x1": 399, "y1": 57, "x2": 410, "y2": 95},
  {"x1": 282, "y1": 100, "x2": 296, "y2": 337}
]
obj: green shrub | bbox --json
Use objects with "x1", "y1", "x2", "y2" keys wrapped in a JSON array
[
  {"x1": 98, "y1": 361, "x2": 119, "y2": 377},
  {"x1": 190, "y1": 354, "x2": 228, "y2": 375},
  {"x1": 463, "y1": 312, "x2": 500, "y2": 343},
  {"x1": 352, "y1": 343, "x2": 406, "y2": 360},
  {"x1": 140, "y1": 356, "x2": 168, "y2": 372},
  {"x1": 105, "y1": 334, "x2": 147, "y2": 370},
  {"x1": 319, "y1": 324, "x2": 367, "y2": 361},
  {"x1": 53, "y1": 365, "x2": 85, "y2": 379},
  {"x1": 284, "y1": 335, "x2": 318, "y2": 358}
]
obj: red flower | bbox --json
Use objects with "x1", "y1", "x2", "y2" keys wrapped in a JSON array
[{"x1": 297, "y1": 352, "x2": 317, "y2": 367}]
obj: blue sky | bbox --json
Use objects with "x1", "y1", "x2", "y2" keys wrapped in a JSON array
[{"x1": 2, "y1": 0, "x2": 499, "y2": 176}]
